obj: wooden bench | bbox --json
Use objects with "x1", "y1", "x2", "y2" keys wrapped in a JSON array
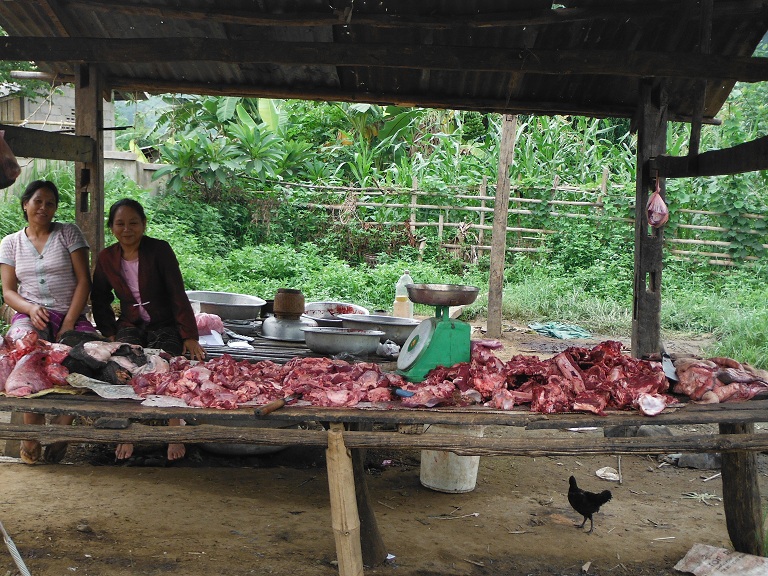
[{"x1": 0, "y1": 394, "x2": 764, "y2": 575}]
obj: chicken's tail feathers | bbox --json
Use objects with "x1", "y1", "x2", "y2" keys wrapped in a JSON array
[
  {"x1": 598, "y1": 490, "x2": 612, "y2": 505},
  {"x1": 569, "y1": 475, "x2": 577, "y2": 487}
]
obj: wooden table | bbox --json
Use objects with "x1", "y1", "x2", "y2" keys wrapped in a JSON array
[{"x1": 0, "y1": 393, "x2": 765, "y2": 575}]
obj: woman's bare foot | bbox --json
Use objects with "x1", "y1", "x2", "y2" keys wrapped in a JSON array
[
  {"x1": 20, "y1": 440, "x2": 41, "y2": 464},
  {"x1": 115, "y1": 443, "x2": 134, "y2": 460},
  {"x1": 167, "y1": 443, "x2": 186, "y2": 461}
]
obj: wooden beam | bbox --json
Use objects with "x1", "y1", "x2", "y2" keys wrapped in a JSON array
[
  {"x1": 68, "y1": 0, "x2": 768, "y2": 29},
  {"x1": 651, "y1": 134, "x2": 768, "y2": 177},
  {"x1": 107, "y1": 76, "x2": 718, "y2": 124},
  {"x1": 1, "y1": 37, "x2": 768, "y2": 82},
  {"x1": 631, "y1": 80, "x2": 667, "y2": 359},
  {"x1": 487, "y1": 115, "x2": 517, "y2": 339},
  {"x1": 1, "y1": 422, "x2": 767, "y2": 457},
  {"x1": 74, "y1": 64, "x2": 105, "y2": 262},
  {"x1": 0, "y1": 123, "x2": 94, "y2": 162},
  {"x1": 688, "y1": 0, "x2": 713, "y2": 157}
]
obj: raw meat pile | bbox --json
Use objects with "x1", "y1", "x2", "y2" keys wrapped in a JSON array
[
  {"x1": 127, "y1": 340, "x2": 672, "y2": 416},
  {"x1": 3, "y1": 328, "x2": 764, "y2": 417},
  {"x1": 672, "y1": 356, "x2": 768, "y2": 403},
  {"x1": 129, "y1": 355, "x2": 406, "y2": 409},
  {"x1": 0, "y1": 332, "x2": 71, "y2": 396},
  {"x1": 399, "y1": 340, "x2": 673, "y2": 416}
]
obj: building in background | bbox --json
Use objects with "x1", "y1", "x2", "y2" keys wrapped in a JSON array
[{"x1": 0, "y1": 84, "x2": 165, "y2": 195}]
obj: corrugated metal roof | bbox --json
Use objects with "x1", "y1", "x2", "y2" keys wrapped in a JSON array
[{"x1": 0, "y1": 0, "x2": 766, "y2": 121}]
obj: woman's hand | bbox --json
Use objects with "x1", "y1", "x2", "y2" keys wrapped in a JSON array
[
  {"x1": 183, "y1": 338, "x2": 206, "y2": 362},
  {"x1": 28, "y1": 304, "x2": 50, "y2": 331},
  {"x1": 54, "y1": 320, "x2": 75, "y2": 341}
]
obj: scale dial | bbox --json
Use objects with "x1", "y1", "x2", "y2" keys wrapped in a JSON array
[{"x1": 397, "y1": 318, "x2": 435, "y2": 371}]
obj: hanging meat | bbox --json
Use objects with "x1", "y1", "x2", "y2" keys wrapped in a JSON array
[{"x1": 647, "y1": 178, "x2": 669, "y2": 227}]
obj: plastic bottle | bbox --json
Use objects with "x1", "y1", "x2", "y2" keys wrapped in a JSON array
[{"x1": 393, "y1": 270, "x2": 414, "y2": 318}]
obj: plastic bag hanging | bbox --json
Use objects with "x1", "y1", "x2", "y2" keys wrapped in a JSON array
[{"x1": 646, "y1": 177, "x2": 669, "y2": 228}]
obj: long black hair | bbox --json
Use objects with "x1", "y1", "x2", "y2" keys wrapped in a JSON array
[
  {"x1": 20, "y1": 180, "x2": 59, "y2": 221},
  {"x1": 107, "y1": 198, "x2": 147, "y2": 227}
]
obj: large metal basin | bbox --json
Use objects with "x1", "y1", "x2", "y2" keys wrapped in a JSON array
[
  {"x1": 186, "y1": 290, "x2": 266, "y2": 320},
  {"x1": 337, "y1": 313, "x2": 419, "y2": 346},
  {"x1": 302, "y1": 326, "x2": 384, "y2": 355},
  {"x1": 303, "y1": 301, "x2": 370, "y2": 327},
  {"x1": 406, "y1": 284, "x2": 479, "y2": 307}
]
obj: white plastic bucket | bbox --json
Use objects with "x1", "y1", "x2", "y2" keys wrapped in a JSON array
[{"x1": 419, "y1": 424, "x2": 485, "y2": 493}]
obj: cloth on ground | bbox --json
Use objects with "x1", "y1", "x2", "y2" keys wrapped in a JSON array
[{"x1": 527, "y1": 321, "x2": 592, "y2": 339}]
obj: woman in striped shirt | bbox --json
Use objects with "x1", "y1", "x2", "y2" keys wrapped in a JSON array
[{"x1": 0, "y1": 180, "x2": 95, "y2": 464}]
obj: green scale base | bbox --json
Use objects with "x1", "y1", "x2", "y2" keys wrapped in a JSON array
[{"x1": 396, "y1": 305, "x2": 471, "y2": 382}]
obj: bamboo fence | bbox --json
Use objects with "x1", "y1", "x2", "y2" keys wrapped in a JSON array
[{"x1": 257, "y1": 178, "x2": 767, "y2": 268}]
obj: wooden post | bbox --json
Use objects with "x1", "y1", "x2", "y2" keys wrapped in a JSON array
[
  {"x1": 487, "y1": 114, "x2": 517, "y2": 339},
  {"x1": 350, "y1": 422, "x2": 387, "y2": 567},
  {"x1": 631, "y1": 81, "x2": 666, "y2": 358},
  {"x1": 75, "y1": 63, "x2": 105, "y2": 267},
  {"x1": 326, "y1": 422, "x2": 364, "y2": 576},
  {"x1": 689, "y1": 0, "x2": 713, "y2": 158},
  {"x1": 597, "y1": 167, "x2": 608, "y2": 218},
  {"x1": 719, "y1": 423, "x2": 764, "y2": 556},
  {"x1": 478, "y1": 176, "x2": 487, "y2": 247},
  {"x1": 409, "y1": 177, "x2": 417, "y2": 236}
]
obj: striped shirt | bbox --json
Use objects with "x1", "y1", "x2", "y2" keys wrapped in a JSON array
[{"x1": 0, "y1": 222, "x2": 89, "y2": 314}]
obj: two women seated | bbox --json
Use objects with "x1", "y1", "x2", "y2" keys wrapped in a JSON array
[{"x1": 0, "y1": 181, "x2": 204, "y2": 464}]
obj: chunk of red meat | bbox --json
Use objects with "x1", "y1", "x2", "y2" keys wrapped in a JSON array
[
  {"x1": 572, "y1": 391, "x2": 609, "y2": 415},
  {"x1": 0, "y1": 353, "x2": 17, "y2": 392},
  {"x1": 5, "y1": 350, "x2": 54, "y2": 396},
  {"x1": 400, "y1": 381, "x2": 458, "y2": 407},
  {"x1": 472, "y1": 371, "x2": 507, "y2": 397},
  {"x1": 531, "y1": 377, "x2": 573, "y2": 414},
  {"x1": 552, "y1": 352, "x2": 586, "y2": 394},
  {"x1": 487, "y1": 388, "x2": 533, "y2": 410},
  {"x1": 366, "y1": 387, "x2": 393, "y2": 403},
  {"x1": 45, "y1": 363, "x2": 70, "y2": 386}
]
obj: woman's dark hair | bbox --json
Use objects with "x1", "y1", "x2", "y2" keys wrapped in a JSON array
[
  {"x1": 20, "y1": 180, "x2": 59, "y2": 221},
  {"x1": 107, "y1": 198, "x2": 147, "y2": 227}
]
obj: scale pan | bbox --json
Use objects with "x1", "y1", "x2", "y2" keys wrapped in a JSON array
[{"x1": 406, "y1": 284, "x2": 479, "y2": 306}]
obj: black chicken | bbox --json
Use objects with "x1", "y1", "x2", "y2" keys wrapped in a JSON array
[{"x1": 568, "y1": 476, "x2": 612, "y2": 534}]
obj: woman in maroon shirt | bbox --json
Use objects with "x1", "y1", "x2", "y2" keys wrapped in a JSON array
[{"x1": 92, "y1": 198, "x2": 204, "y2": 461}]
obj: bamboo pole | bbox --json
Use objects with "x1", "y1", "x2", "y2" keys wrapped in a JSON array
[
  {"x1": 487, "y1": 114, "x2": 517, "y2": 339},
  {"x1": 326, "y1": 422, "x2": 364, "y2": 576},
  {"x1": 409, "y1": 177, "x2": 417, "y2": 235},
  {"x1": 478, "y1": 176, "x2": 487, "y2": 246}
]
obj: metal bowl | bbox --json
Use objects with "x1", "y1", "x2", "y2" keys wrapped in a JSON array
[
  {"x1": 405, "y1": 284, "x2": 479, "y2": 306},
  {"x1": 337, "y1": 313, "x2": 420, "y2": 346},
  {"x1": 186, "y1": 290, "x2": 266, "y2": 320},
  {"x1": 261, "y1": 315, "x2": 317, "y2": 342},
  {"x1": 302, "y1": 327, "x2": 384, "y2": 355},
  {"x1": 303, "y1": 301, "x2": 370, "y2": 327}
]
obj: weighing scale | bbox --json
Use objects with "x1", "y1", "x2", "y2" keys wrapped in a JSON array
[{"x1": 397, "y1": 284, "x2": 479, "y2": 382}]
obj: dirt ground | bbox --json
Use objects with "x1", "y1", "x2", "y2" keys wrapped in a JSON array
[{"x1": 0, "y1": 322, "x2": 765, "y2": 576}]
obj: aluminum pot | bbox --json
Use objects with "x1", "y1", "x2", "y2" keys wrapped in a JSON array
[
  {"x1": 261, "y1": 315, "x2": 317, "y2": 341},
  {"x1": 337, "y1": 313, "x2": 420, "y2": 346},
  {"x1": 302, "y1": 326, "x2": 384, "y2": 355},
  {"x1": 186, "y1": 290, "x2": 266, "y2": 320}
]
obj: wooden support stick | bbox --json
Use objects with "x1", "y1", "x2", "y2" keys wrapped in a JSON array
[
  {"x1": 326, "y1": 422, "x2": 364, "y2": 576},
  {"x1": 719, "y1": 422, "x2": 764, "y2": 556}
]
